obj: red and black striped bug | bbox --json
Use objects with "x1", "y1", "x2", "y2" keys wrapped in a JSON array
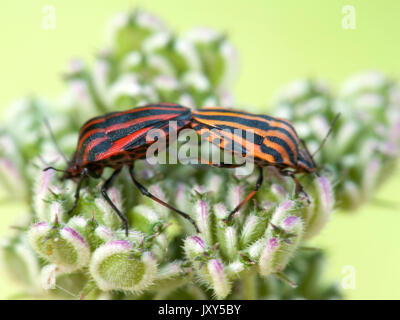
[
  {"x1": 45, "y1": 103, "x2": 199, "y2": 235},
  {"x1": 191, "y1": 107, "x2": 339, "y2": 221}
]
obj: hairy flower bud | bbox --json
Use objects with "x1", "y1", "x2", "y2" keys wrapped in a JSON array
[
  {"x1": 28, "y1": 222, "x2": 90, "y2": 273},
  {"x1": 89, "y1": 240, "x2": 157, "y2": 292}
]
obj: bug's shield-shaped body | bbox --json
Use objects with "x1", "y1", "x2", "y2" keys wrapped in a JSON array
[
  {"x1": 65, "y1": 103, "x2": 191, "y2": 179},
  {"x1": 191, "y1": 107, "x2": 315, "y2": 173}
]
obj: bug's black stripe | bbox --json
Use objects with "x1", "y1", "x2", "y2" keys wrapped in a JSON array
[
  {"x1": 298, "y1": 149, "x2": 314, "y2": 170},
  {"x1": 265, "y1": 135, "x2": 296, "y2": 165},
  {"x1": 77, "y1": 132, "x2": 106, "y2": 165},
  {"x1": 260, "y1": 143, "x2": 283, "y2": 163},
  {"x1": 78, "y1": 113, "x2": 191, "y2": 164},
  {"x1": 80, "y1": 105, "x2": 190, "y2": 137},
  {"x1": 195, "y1": 108, "x2": 298, "y2": 131},
  {"x1": 192, "y1": 122, "x2": 255, "y2": 157},
  {"x1": 192, "y1": 115, "x2": 299, "y2": 150},
  {"x1": 85, "y1": 117, "x2": 189, "y2": 162},
  {"x1": 107, "y1": 112, "x2": 191, "y2": 142},
  {"x1": 198, "y1": 123, "x2": 265, "y2": 145}
]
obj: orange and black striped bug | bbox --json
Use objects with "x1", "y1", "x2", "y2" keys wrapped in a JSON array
[
  {"x1": 191, "y1": 107, "x2": 339, "y2": 222},
  {"x1": 44, "y1": 103, "x2": 199, "y2": 235}
]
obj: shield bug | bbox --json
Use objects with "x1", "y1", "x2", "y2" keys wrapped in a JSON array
[
  {"x1": 191, "y1": 107, "x2": 339, "y2": 221},
  {"x1": 45, "y1": 103, "x2": 199, "y2": 235}
]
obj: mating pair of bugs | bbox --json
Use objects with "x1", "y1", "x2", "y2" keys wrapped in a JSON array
[{"x1": 45, "y1": 103, "x2": 338, "y2": 235}]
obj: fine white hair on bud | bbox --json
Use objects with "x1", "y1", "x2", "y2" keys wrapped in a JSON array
[
  {"x1": 259, "y1": 215, "x2": 304, "y2": 276},
  {"x1": 184, "y1": 235, "x2": 207, "y2": 260},
  {"x1": 258, "y1": 238, "x2": 280, "y2": 276},
  {"x1": 28, "y1": 222, "x2": 90, "y2": 273},
  {"x1": 89, "y1": 240, "x2": 157, "y2": 292},
  {"x1": 207, "y1": 259, "x2": 231, "y2": 299},
  {"x1": 304, "y1": 176, "x2": 335, "y2": 240},
  {"x1": 195, "y1": 200, "x2": 212, "y2": 244}
]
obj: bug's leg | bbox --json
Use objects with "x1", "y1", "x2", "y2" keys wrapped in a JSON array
[
  {"x1": 100, "y1": 168, "x2": 129, "y2": 236},
  {"x1": 280, "y1": 170, "x2": 310, "y2": 204},
  {"x1": 128, "y1": 165, "x2": 199, "y2": 233},
  {"x1": 226, "y1": 166, "x2": 264, "y2": 222},
  {"x1": 197, "y1": 157, "x2": 246, "y2": 168},
  {"x1": 67, "y1": 169, "x2": 88, "y2": 215}
]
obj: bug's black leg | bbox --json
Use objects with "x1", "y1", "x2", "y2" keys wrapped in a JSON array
[
  {"x1": 280, "y1": 170, "x2": 310, "y2": 204},
  {"x1": 67, "y1": 169, "x2": 88, "y2": 215},
  {"x1": 226, "y1": 166, "x2": 264, "y2": 222},
  {"x1": 128, "y1": 165, "x2": 199, "y2": 233},
  {"x1": 101, "y1": 168, "x2": 129, "y2": 236},
  {"x1": 197, "y1": 157, "x2": 246, "y2": 169}
]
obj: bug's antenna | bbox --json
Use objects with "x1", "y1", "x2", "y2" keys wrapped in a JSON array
[
  {"x1": 43, "y1": 117, "x2": 69, "y2": 164},
  {"x1": 312, "y1": 113, "x2": 341, "y2": 158},
  {"x1": 43, "y1": 166, "x2": 67, "y2": 173}
]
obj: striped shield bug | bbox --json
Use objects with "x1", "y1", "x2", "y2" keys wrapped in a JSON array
[
  {"x1": 190, "y1": 107, "x2": 339, "y2": 221},
  {"x1": 44, "y1": 103, "x2": 199, "y2": 235}
]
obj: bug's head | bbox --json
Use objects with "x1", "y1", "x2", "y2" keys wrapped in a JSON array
[
  {"x1": 62, "y1": 161, "x2": 82, "y2": 180},
  {"x1": 297, "y1": 148, "x2": 317, "y2": 174},
  {"x1": 297, "y1": 113, "x2": 341, "y2": 175}
]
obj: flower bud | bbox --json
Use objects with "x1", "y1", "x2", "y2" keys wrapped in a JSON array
[
  {"x1": 28, "y1": 222, "x2": 90, "y2": 273},
  {"x1": 259, "y1": 216, "x2": 304, "y2": 276},
  {"x1": 89, "y1": 240, "x2": 157, "y2": 292},
  {"x1": 207, "y1": 259, "x2": 231, "y2": 299},
  {"x1": 303, "y1": 176, "x2": 334, "y2": 240},
  {"x1": 195, "y1": 200, "x2": 212, "y2": 244},
  {"x1": 184, "y1": 235, "x2": 207, "y2": 261}
]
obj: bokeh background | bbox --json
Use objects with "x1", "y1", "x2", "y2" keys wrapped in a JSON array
[{"x1": 0, "y1": 0, "x2": 399, "y2": 299}]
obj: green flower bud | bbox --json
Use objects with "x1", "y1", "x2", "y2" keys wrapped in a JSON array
[
  {"x1": 89, "y1": 240, "x2": 157, "y2": 292},
  {"x1": 28, "y1": 222, "x2": 90, "y2": 272},
  {"x1": 303, "y1": 176, "x2": 334, "y2": 240},
  {"x1": 259, "y1": 216, "x2": 304, "y2": 276},
  {"x1": 207, "y1": 259, "x2": 231, "y2": 299}
]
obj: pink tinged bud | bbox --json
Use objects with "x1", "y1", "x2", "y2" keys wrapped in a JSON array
[
  {"x1": 89, "y1": 240, "x2": 157, "y2": 292},
  {"x1": 259, "y1": 238, "x2": 280, "y2": 276},
  {"x1": 50, "y1": 202, "x2": 64, "y2": 224},
  {"x1": 135, "y1": 10, "x2": 166, "y2": 31},
  {"x1": 240, "y1": 215, "x2": 262, "y2": 247},
  {"x1": 271, "y1": 183, "x2": 288, "y2": 200},
  {"x1": 95, "y1": 226, "x2": 114, "y2": 242},
  {"x1": 184, "y1": 236, "x2": 206, "y2": 260},
  {"x1": 270, "y1": 200, "x2": 294, "y2": 226},
  {"x1": 225, "y1": 261, "x2": 245, "y2": 279},
  {"x1": 207, "y1": 259, "x2": 231, "y2": 299},
  {"x1": 282, "y1": 216, "x2": 300, "y2": 230},
  {"x1": 222, "y1": 227, "x2": 238, "y2": 260},
  {"x1": 195, "y1": 200, "x2": 212, "y2": 244},
  {"x1": 214, "y1": 203, "x2": 228, "y2": 220},
  {"x1": 304, "y1": 176, "x2": 334, "y2": 240},
  {"x1": 28, "y1": 223, "x2": 90, "y2": 273},
  {"x1": 157, "y1": 262, "x2": 183, "y2": 280}
]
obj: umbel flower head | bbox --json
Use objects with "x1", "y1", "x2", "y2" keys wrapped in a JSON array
[
  {"x1": 273, "y1": 72, "x2": 400, "y2": 210},
  {"x1": 0, "y1": 9, "x2": 395, "y2": 300}
]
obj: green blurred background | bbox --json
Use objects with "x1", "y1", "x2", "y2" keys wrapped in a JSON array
[{"x1": 0, "y1": 0, "x2": 399, "y2": 299}]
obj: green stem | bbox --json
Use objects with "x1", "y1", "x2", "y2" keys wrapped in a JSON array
[{"x1": 242, "y1": 271, "x2": 257, "y2": 300}]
